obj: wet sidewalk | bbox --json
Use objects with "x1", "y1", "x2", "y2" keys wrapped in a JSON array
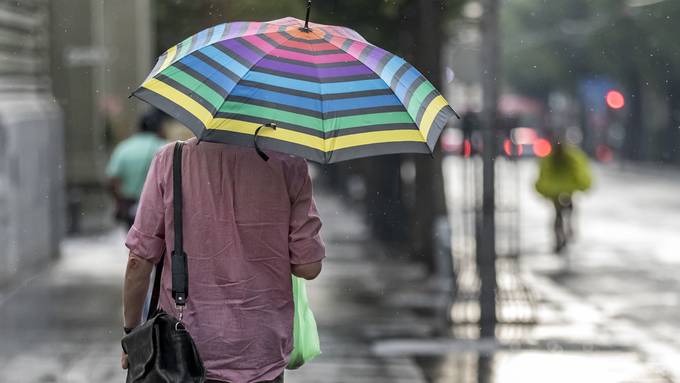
[{"x1": 0, "y1": 231, "x2": 127, "y2": 382}]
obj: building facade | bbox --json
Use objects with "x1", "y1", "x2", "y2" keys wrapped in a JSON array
[
  {"x1": 0, "y1": 0, "x2": 153, "y2": 285},
  {"x1": 50, "y1": 0, "x2": 153, "y2": 233},
  {"x1": 0, "y1": 0, "x2": 64, "y2": 285}
]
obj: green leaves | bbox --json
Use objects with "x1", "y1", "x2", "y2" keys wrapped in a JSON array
[{"x1": 502, "y1": 0, "x2": 680, "y2": 97}]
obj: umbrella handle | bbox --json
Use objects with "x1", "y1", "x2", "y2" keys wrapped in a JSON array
[{"x1": 254, "y1": 122, "x2": 277, "y2": 161}]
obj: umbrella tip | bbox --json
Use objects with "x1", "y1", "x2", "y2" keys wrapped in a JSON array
[{"x1": 301, "y1": 0, "x2": 312, "y2": 32}]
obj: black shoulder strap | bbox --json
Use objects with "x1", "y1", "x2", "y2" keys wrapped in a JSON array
[
  {"x1": 146, "y1": 142, "x2": 189, "y2": 319},
  {"x1": 171, "y1": 141, "x2": 189, "y2": 307}
]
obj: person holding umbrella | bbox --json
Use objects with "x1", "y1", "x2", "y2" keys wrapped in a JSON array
[
  {"x1": 123, "y1": 137, "x2": 325, "y2": 382},
  {"x1": 121, "y1": 5, "x2": 455, "y2": 382}
]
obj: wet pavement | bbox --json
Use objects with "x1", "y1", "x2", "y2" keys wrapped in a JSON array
[
  {"x1": 517, "y1": 160, "x2": 680, "y2": 381},
  {"x1": 1, "y1": 161, "x2": 678, "y2": 382},
  {"x1": 0, "y1": 232, "x2": 126, "y2": 382}
]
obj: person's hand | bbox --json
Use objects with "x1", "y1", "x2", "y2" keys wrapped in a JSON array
[{"x1": 121, "y1": 351, "x2": 129, "y2": 369}]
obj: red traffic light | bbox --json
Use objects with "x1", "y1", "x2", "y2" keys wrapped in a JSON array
[
  {"x1": 606, "y1": 90, "x2": 625, "y2": 109},
  {"x1": 533, "y1": 138, "x2": 552, "y2": 158},
  {"x1": 503, "y1": 139, "x2": 523, "y2": 157}
]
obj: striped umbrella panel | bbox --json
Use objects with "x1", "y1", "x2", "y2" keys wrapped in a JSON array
[{"x1": 134, "y1": 18, "x2": 455, "y2": 163}]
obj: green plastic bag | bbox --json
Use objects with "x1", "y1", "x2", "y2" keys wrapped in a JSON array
[{"x1": 287, "y1": 276, "x2": 321, "y2": 369}]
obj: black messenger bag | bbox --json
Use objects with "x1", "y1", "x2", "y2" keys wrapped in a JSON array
[{"x1": 122, "y1": 141, "x2": 206, "y2": 383}]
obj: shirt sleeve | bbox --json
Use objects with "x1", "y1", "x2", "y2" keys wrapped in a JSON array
[
  {"x1": 288, "y1": 160, "x2": 325, "y2": 265},
  {"x1": 125, "y1": 149, "x2": 167, "y2": 264}
]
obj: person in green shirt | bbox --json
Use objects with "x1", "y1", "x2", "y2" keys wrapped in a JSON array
[{"x1": 107, "y1": 110, "x2": 168, "y2": 228}]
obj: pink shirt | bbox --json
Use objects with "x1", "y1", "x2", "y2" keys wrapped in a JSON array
[{"x1": 125, "y1": 139, "x2": 325, "y2": 383}]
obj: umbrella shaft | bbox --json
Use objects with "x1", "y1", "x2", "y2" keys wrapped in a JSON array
[{"x1": 304, "y1": 0, "x2": 312, "y2": 31}]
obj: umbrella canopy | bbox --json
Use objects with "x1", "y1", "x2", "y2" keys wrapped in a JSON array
[{"x1": 133, "y1": 17, "x2": 456, "y2": 163}]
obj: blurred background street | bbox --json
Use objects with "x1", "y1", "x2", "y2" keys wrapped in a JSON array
[{"x1": 2, "y1": 0, "x2": 680, "y2": 382}]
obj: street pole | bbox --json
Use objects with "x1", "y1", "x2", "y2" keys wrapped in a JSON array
[{"x1": 478, "y1": 0, "x2": 500, "y2": 339}]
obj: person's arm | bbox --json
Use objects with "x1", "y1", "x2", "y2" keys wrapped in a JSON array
[
  {"x1": 123, "y1": 150, "x2": 167, "y2": 325},
  {"x1": 120, "y1": 252, "x2": 154, "y2": 370},
  {"x1": 122, "y1": 252, "x2": 154, "y2": 329},
  {"x1": 292, "y1": 261, "x2": 322, "y2": 280},
  {"x1": 288, "y1": 160, "x2": 325, "y2": 280},
  {"x1": 121, "y1": 148, "x2": 168, "y2": 369}
]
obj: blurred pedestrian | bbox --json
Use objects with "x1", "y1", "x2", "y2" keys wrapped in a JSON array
[
  {"x1": 535, "y1": 140, "x2": 592, "y2": 253},
  {"x1": 121, "y1": 139, "x2": 325, "y2": 383},
  {"x1": 106, "y1": 110, "x2": 168, "y2": 228}
]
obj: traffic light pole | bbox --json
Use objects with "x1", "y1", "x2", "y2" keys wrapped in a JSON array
[{"x1": 478, "y1": 0, "x2": 500, "y2": 339}]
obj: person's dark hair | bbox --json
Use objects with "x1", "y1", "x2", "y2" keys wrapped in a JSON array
[{"x1": 139, "y1": 109, "x2": 168, "y2": 134}]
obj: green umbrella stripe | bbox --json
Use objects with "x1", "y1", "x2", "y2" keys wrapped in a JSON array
[
  {"x1": 225, "y1": 95, "x2": 407, "y2": 120},
  {"x1": 406, "y1": 81, "x2": 437, "y2": 119},
  {"x1": 160, "y1": 70, "x2": 224, "y2": 110},
  {"x1": 217, "y1": 101, "x2": 415, "y2": 131},
  {"x1": 156, "y1": 76, "x2": 219, "y2": 115}
]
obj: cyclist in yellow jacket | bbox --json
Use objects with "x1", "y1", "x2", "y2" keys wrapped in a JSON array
[{"x1": 535, "y1": 140, "x2": 592, "y2": 252}]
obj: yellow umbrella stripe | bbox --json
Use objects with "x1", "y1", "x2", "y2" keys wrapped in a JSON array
[
  {"x1": 208, "y1": 119, "x2": 425, "y2": 153},
  {"x1": 328, "y1": 129, "x2": 426, "y2": 151},
  {"x1": 158, "y1": 45, "x2": 178, "y2": 73},
  {"x1": 419, "y1": 95, "x2": 450, "y2": 138},
  {"x1": 142, "y1": 79, "x2": 213, "y2": 126},
  {"x1": 209, "y1": 118, "x2": 324, "y2": 150}
]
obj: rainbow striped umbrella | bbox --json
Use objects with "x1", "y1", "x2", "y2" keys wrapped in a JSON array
[{"x1": 133, "y1": 16, "x2": 456, "y2": 163}]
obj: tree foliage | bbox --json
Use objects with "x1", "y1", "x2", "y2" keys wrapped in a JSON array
[
  {"x1": 155, "y1": 0, "x2": 462, "y2": 76},
  {"x1": 503, "y1": 0, "x2": 680, "y2": 98},
  {"x1": 501, "y1": 0, "x2": 597, "y2": 98},
  {"x1": 501, "y1": 0, "x2": 680, "y2": 161}
]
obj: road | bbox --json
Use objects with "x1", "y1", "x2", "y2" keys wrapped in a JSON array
[{"x1": 445, "y1": 156, "x2": 680, "y2": 380}]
